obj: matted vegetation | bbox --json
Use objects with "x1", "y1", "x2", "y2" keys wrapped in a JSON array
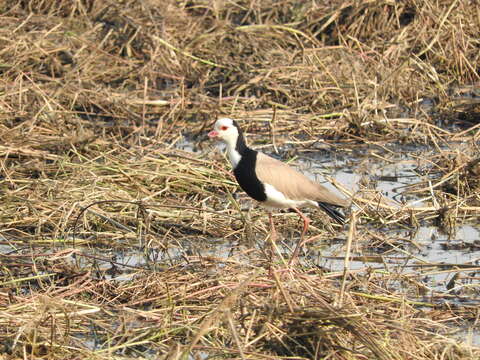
[{"x1": 1, "y1": 0, "x2": 479, "y2": 359}]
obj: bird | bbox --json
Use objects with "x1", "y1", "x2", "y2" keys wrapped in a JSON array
[{"x1": 208, "y1": 117, "x2": 349, "y2": 264}]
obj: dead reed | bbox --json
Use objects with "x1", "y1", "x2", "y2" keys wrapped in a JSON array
[{"x1": 1, "y1": 0, "x2": 479, "y2": 358}]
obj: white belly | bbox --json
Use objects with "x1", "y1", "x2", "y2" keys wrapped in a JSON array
[{"x1": 262, "y1": 183, "x2": 317, "y2": 209}]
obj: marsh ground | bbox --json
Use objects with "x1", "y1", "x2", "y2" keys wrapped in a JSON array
[{"x1": 1, "y1": 1, "x2": 480, "y2": 359}]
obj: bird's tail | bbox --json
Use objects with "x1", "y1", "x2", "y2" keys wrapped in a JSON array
[{"x1": 317, "y1": 202, "x2": 346, "y2": 225}]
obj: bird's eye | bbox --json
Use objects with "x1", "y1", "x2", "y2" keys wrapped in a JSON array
[{"x1": 220, "y1": 126, "x2": 228, "y2": 131}]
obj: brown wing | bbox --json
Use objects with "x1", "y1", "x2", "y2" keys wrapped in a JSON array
[{"x1": 255, "y1": 152, "x2": 348, "y2": 207}]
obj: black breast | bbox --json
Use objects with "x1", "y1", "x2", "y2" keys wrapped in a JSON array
[{"x1": 233, "y1": 149, "x2": 267, "y2": 202}]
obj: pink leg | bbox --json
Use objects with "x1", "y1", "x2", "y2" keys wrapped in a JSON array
[
  {"x1": 289, "y1": 207, "x2": 311, "y2": 265},
  {"x1": 268, "y1": 212, "x2": 277, "y2": 243},
  {"x1": 267, "y1": 212, "x2": 277, "y2": 266},
  {"x1": 267, "y1": 212, "x2": 277, "y2": 262}
]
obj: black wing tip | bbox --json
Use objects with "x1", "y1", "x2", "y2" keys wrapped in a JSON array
[{"x1": 317, "y1": 202, "x2": 346, "y2": 225}]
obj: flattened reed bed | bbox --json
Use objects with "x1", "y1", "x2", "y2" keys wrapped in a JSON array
[
  {"x1": 1, "y1": 0, "x2": 480, "y2": 358},
  {"x1": 2, "y1": 105, "x2": 480, "y2": 359},
  {"x1": 1, "y1": 136, "x2": 480, "y2": 358},
  {"x1": 1, "y1": 0, "x2": 479, "y2": 131},
  {"x1": 2, "y1": 114, "x2": 480, "y2": 359},
  {"x1": 1, "y1": 114, "x2": 478, "y2": 245},
  {"x1": 1, "y1": 262, "x2": 479, "y2": 359}
]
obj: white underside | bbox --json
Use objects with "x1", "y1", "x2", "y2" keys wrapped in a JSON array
[
  {"x1": 226, "y1": 144, "x2": 241, "y2": 169},
  {"x1": 262, "y1": 183, "x2": 318, "y2": 209},
  {"x1": 224, "y1": 143, "x2": 317, "y2": 210}
]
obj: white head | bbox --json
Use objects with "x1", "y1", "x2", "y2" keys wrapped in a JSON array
[{"x1": 208, "y1": 118, "x2": 240, "y2": 147}]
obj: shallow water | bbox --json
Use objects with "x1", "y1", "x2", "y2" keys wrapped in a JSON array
[
  {"x1": 86, "y1": 139, "x2": 480, "y2": 302},
  {"x1": 302, "y1": 145, "x2": 479, "y2": 298},
  {"x1": 201, "y1": 139, "x2": 480, "y2": 344},
  {"x1": 1, "y1": 137, "x2": 479, "y2": 348}
]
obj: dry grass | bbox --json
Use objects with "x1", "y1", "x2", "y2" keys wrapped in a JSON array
[
  {"x1": 1, "y1": 0, "x2": 480, "y2": 358},
  {"x1": 1, "y1": 262, "x2": 479, "y2": 359}
]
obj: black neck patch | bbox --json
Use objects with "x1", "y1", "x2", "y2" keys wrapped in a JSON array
[
  {"x1": 235, "y1": 132, "x2": 248, "y2": 156},
  {"x1": 231, "y1": 120, "x2": 248, "y2": 156},
  {"x1": 233, "y1": 148, "x2": 267, "y2": 202}
]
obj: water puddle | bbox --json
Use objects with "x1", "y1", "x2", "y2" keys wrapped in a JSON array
[
  {"x1": 1, "y1": 136, "x2": 479, "y2": 348},
  {"x1": 67, "y1": 140, "x2": 480, "y2": 307}
]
